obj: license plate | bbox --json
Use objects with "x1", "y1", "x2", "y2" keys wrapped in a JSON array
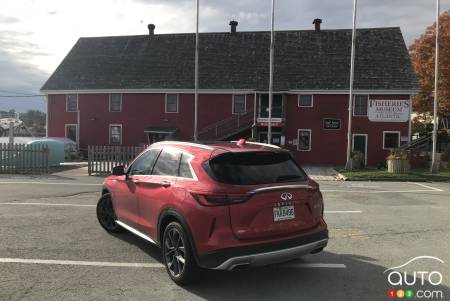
[{"x1": 273, "y1": 205, "x2": 295, "y2": 222}]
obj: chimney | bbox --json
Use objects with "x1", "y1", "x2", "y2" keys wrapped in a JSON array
[
  {"x1": 313, "y1": 18, "x2": 322, "y2": 31},
  {"x1": 229, "y1": 20, "x2": 238, "y2": 34},
  {"x1": 148, "y1": 23, "x2": 155, "y2": 36}
]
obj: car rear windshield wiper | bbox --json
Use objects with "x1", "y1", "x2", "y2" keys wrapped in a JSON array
[{"x1": 276, "y1": 175, "x2": 303, "y2": 182}]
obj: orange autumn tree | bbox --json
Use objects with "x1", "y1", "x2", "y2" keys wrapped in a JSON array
[{"x1": 409, "y1": 10, "x2": 450, "y2": 121}]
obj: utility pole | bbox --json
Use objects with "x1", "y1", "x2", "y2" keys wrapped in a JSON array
[
  {"x1": 430, "y1": 0, "x2": 440, "y2": 173},
  {"x1": 345, "y1": 0, "x2": 358, "y2": 170},
  {"x1": 193, "y1": 0, "x2": 199, "y2": 142},
  {"x1": 267, "y1": 0, "x2": 275, "y2": 145},
  {"x1": 8, "y1": 121, "x2": 14, "y2": 146}
]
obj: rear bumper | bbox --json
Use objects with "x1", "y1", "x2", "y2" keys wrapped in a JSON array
[{"x1": 197, "y1": 230, "x2": 328, "y2": 270}]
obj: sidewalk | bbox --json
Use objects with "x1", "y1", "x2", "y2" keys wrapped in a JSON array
[{"x1": 302, "y1": 165, "x2": 345, "y2": 181}]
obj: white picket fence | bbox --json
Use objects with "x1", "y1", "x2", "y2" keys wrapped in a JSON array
[
  {"x1": 0, "y1": 143, "x2": 49, "y2": 174},
  {"x1": 87, "y1": 145, "x2": 146, "y2": 175}
]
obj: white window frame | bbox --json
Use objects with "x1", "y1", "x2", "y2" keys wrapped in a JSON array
[
  {"x1": 353, "y1": 95, "x2": 368, "y2": 116},
  {"x1": 297, "y1": 129, "x2": 312, "y2": 152},
  {"x1": 352, "y1": 133, "x2": 368, "y2": 166},
  {"x1": 109, "y1": 93, "x2": 122, "y2": 112},
  {"x1": 66, "y1": 94, "x2": 78, "y2": 112},
  {"x1": 109, "y1": 124, "x2": 123, "y2": 145},
  {"x1": 232, "y1": 94, "x2": 247, "y2": 114},
  {"x1": 65, "y1": 124, "x2": 77, "y2": 142},
  {"x1": 382, "y1": 131, "x2": 400, "y2": 150},
  {"x1": 165, "y1": 94, "x2": 179, "y2": 113},
  {"x1": 298, "y1": 94, "x2": 314, "y2": 108}
]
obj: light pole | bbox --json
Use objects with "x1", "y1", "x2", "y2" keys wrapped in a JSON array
[
  {"x1": 267, "y1": 0, "x2": 275, "y2": 145},
  {"x1": 345, "y1": 0, "x2": 358, "y2": 170},
  {"x1": 193, "y1": 0, "x2": 199, "y2": 142},
  {"x1": 430, "y1": 0, "x2": 440, "y2": 173}
]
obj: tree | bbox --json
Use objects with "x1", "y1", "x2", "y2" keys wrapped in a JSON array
[{"x1": 409, "y1": 10, "x2": 450, "y2": 121}]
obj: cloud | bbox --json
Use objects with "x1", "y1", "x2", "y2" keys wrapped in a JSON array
[{"x1": 0, "y1": 15, "x2": 20, "y2": 23}]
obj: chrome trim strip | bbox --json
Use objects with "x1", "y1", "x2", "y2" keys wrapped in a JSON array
[
  {"x1": 115, "y1": 220, "x2": 158, "y2": 245},
  {"x1": 248, "y1": 184, "x2": 313, "y2": 194},
  {"x1": 213, "y1": 238, "x2": 328, "y2": 271}
]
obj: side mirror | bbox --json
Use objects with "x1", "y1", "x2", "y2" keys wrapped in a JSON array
[{"x1": 112, "y1": 165, "x2": 125, "y2": 176}]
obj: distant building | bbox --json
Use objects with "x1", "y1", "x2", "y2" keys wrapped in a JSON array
[{"x1": 41, "y1": 20, "x2": 419, "y2": 166}]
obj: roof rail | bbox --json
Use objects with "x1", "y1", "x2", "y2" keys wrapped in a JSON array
[
  {"x1": 152, "y1": 140, "x2": 214, "y2": 150},
  {"x1": 230, "y1": 141, "x2": 280, "y2": 149}
]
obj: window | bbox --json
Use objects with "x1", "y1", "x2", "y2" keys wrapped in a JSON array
[
  {"x1": 165, "y1": 94, "x2": 178, "y2": 113},
  {"x1": 110, "y1": 94, "x2": 122, "y2": 112},
  {"x1": 298, "y1": 95, "x2": 313, "y2": 107},
  {"x1": 110, "y1": 124, "x2": 122, "y2": 145},
  {"x1": 152, "y1": 148, "x2": 181, "y2": 176},
  {"x1": 129, "y1": 149, "x2": 160, "y2": 175},
  {"x1": 179, "y1": 153, "x2": 194, "y2": 179},
  {"x1": 354, "y1": 95, "x2": 368, "y2": 116},
  {"x1": 205, "y1": 152, "x2": 307, "y2": 185},
  {"x1": 233, "y1": 95, "x2": 246, "y2": 114},
  {"x1": 297, "y1": 129, "x2": 311, "y2": 151},
  {"x1": 66, "y1": 94, "x2": 78, "y2": 112},
  {"x1": 65, "y1": 124, "x2": 77, "y2": 142},
  {"x1": 383, "y1": 131, "x2": 400, "y2": 149}
]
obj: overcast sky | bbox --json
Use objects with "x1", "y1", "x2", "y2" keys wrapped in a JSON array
[{"x1": 0, "y1": 0, "x2": 449, "y2": 112}]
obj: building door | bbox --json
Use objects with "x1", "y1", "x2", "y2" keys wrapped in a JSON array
[
  {"x1": 259, "y1": 132, "x2": 282, "y2": 146},
  {"x1": 352, "y1": 134, "x2": 368, "y2": 166}
]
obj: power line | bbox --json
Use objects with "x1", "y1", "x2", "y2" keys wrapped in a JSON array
[
  {"x1": 0, "y1": 89, "x2": 40, "y2": 96},
  {"x1": 0, "y1": 95, "x2": 45, "y2": 98}
]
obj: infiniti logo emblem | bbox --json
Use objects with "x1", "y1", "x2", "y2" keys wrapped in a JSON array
[{"x1": 280, "y1": 192, "x2": 293, "y2": 201}]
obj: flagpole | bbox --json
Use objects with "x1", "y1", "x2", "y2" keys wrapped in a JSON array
[
  {"x1": 345, "y1": 0, "x2": 358, "y2": 170},
  {"x1": 193, "y1": 0, "x2": 199, "y2": 142},
  {"x1": 267, "y1": 0, "x2": 275, "y2": 145},
  {"x1": 430, "y1": 0, "x2": 440, "y2": 172}
]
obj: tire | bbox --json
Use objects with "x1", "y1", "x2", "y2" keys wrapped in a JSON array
[
  {"x1": 96, "y1": 193, "x2": 123, "y2": 233},
  {"x1": 162, "y1": 221, "x2": 200, "y2": 285}
]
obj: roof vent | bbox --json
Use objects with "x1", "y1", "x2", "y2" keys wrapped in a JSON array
[
  {"x1": 229, "y1": 20, "x2": 238, "y2": 34},
  {"x1": 148, "y1": 24, "x2": 155, "y2": 36},
  {"x1": 313, "y1": 19, "x2": 322, "y2": 31}
]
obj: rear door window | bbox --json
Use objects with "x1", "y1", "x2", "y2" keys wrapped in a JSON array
[
  {"x1": 152, "y1": 148, "x2": 181, "y2": 177},
  {"x1": 205, "y1": 152, "x2": 307, "y2": 185}
]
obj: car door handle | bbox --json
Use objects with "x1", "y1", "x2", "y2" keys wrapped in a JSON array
[{"x1": 159, "y1": 181, "x2": 171, "y2": 188}]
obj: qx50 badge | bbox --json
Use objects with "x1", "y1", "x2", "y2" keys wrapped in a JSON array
[{"x1": 280, "y1": 192, "x2": 293, "y2": 201}]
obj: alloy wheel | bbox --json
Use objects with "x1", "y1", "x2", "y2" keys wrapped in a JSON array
[{"x1": 164, "y1": 227, "x2": 186, "y2": 278}]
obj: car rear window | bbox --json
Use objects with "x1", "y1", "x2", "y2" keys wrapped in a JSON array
[{"x1": 205, "y1": 152, "x2": 307, "y2": 185}]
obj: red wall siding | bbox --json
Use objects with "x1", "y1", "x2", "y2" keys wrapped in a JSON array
[
  {"x1": 284, "y1": 94, "x2": 410, "y2": 166},
  {"x1": 48, "y1": 93, "x2": 255, "y2": 150}
]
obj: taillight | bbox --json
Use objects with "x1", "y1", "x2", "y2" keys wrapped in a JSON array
[
  {"x1": 190, "y1": 192, "x2": 250, "y2": 206},
  {"x1": 310, "y1": 189, "x2": 324, "y2": 216}
]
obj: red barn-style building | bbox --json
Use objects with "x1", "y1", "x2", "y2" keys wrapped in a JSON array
[{"x1": 41, "y1": 22, "x2": 419, "y2": 166}]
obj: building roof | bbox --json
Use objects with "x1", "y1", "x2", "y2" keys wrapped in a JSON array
[{"x1": 41, "y1": 27, "x2": 419, "y2": 92}]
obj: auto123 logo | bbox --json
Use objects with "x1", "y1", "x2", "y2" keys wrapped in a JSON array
[{"x1": 384, "y1": 256, "x2": 445, "y2": 299}]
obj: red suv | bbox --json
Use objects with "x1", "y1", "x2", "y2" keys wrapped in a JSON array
[{"x1": 97, "y1": 140, "x2": 328, "y2": 284}]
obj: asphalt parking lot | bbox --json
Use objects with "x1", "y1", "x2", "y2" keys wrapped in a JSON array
[{"x1": 0, "y1": 172, "x2": 449, "y2": 300}]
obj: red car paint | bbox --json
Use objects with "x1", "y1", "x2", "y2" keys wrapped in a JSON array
[{"x1": 102, "y1": 140, "x2": 328, "y2": 268}]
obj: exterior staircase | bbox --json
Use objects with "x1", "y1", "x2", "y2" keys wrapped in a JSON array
[{"x1": 197, "y1": 110, "x2": 254, "y2": 141}]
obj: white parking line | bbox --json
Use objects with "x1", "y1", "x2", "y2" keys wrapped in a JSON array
[
  {"x1": 325, "y1": 210, "x2": 361, "y2": 214},
  {"x1": 0, "y1": 258, "x2": 163, "y2": 268},
  {"x1": 409, "y1": 182, "x2": 443, "y2": 192},
  {"x1": 0, "y1": 202, "x2": 95, "y2": 207},
  {"x1": 0, "y1": 181, "x2": 101, "y2": 186},
  {"x1": 322, "y1": 189, "x2": 437, "y2": 194},
  {"x1": 0, "y1": 257, "x2": 347, "y2": 269}
]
